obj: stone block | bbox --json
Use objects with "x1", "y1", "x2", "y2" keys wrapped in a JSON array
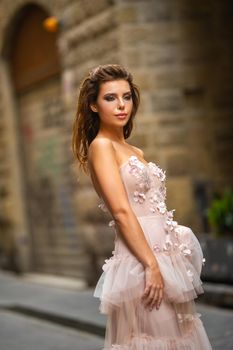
[
  {"x1": 136, "y1": 94, "x2": 155, "y2": 114},
  {"x1": 81, "y1": 222, "x2": 114, "y2": 257},
  {"x1": 130, "y1": 130, "x2": 149, "y2": 149},
  {"x1": 62, "y1": 0, "x2": 112, "y2": 29},
  {"x1": 156, "y1": 113, "x2": 185, "y2": 127},
  {"x1": 149, "y1": 64, "x2": 209, "y2": 90},
  {"x1": 166, "y1": 152, "x2": 190, "y2": 176},
  {"x1": 62, "y1": 8, "x2": 116, "y2": 48},
  {"x1": 115, "y1": 4, "x2": 137, "y2": 23},
  {"x1": 151, "y1": 89, "x2": 184, "y2": 112},
  {"x1": 135, "y1": 0, "x2": 174, "y2": 22},
  {"x1": 74, "y1": 168, "x2": 92, "y2": 187},
  {"x1": 156, "y1": 126, "x2": 187, "y2": 146},
  {"x1": 166, "y1": 176, "x2": 197, "y2": 228},
  {"x1": 74, "y1": 187, "x2": 103, "y2": 222},
  {"x1": 143, "y1": 145, "x2": 160, "y2": 158},
  {"x1": 64, "y1": 29, "x2": 118, "y2": 66},
  {"x1": 118, "y1": 24, "x2": 158, "y2": 46},
  {"x1": 80, "y1": 222, "x2": 114, "y2": 285},
  {"x1": 132, "y1": 70, "x2": 155, "y2": 90},
  {"x1": 173, "y1": 1, "x2": 211, "y2": 21},
  {"x1": 120, "y1": 49, "x2": 142, "y2": 68}
]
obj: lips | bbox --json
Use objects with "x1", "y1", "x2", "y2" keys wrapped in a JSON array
[{"x1": 115, "y1": 113, "x2": 127, "y2": 117}]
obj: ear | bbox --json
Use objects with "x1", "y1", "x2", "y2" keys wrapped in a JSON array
[{"x1": 90, "y1": 103, "x2": 98, "y2": 113}]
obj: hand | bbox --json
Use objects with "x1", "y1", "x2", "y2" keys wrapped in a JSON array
[{"x1": 141, "y1": 264, "x2": 164, "y2": 311}]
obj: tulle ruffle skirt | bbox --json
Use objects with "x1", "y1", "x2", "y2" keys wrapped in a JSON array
[{"x1": 94, "y1": 215, "x2": 212, "y2": 349}]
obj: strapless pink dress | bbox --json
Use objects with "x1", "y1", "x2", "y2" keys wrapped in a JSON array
[{"x1": 94, "y1": 155, "x2": 212, "y2": 350}]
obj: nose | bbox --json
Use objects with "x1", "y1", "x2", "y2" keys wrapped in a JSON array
[{"x1": 117, "y1": 98, "x2": 125, "y2": 109}]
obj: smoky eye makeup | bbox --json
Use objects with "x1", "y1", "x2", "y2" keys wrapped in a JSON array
[
  {"x1": 124, "y1": 93, "x2": 132, "y2": 100},
  {"x1": 104, "y1": 95, "x2": 115, "y2": 101},
  {"x1": 103, "y1": 92, "x2": 132, "y2": 101}
]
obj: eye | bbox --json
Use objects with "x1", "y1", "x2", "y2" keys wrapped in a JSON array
[
  {"x1": 124, "y1": 94, "x2": 132, "y2": 100},
  {"x1": 104, "y1": 95, "x2": 115, "y2": 101}
]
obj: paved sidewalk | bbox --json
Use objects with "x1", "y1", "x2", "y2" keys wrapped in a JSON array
[
  {"x1": 0, "y1": 271, "x2": 106, "y2": 336},
  {"x1": 0, "y1": 309, "x2": 104, "y2": 350},
  {"x1": 0, "y1": 271, "x2": 233, "y2": 349}
]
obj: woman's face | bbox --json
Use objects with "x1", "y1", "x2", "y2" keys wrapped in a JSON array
[{"x1": 90, "y1": 79, "x2": 133, "y2": 128}]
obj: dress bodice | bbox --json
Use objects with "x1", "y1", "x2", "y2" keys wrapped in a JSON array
[
  {"x1": 118, "y1": 155, "x2": 167, "y2": 218},
  {"x1": 98, "y1": 155, "x2": 206, "y2": 270},
  {"x1": 98, "y1": 156, "x2": 179, "y2": 242},
  {"x1": 99, "y1": 155, "x2": 170, "y2": 218}
]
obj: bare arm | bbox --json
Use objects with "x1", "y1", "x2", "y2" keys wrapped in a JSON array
[
  {"x1": 88, "y1": 138, "x2": 157, "y2": 269},
  {"x1": 88, "y1": 138, "x2": 164, "y2": 310}
]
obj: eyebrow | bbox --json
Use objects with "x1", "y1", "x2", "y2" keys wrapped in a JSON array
[{"x1": 103, "y1": 90, "x2": 132, "y2": 97}]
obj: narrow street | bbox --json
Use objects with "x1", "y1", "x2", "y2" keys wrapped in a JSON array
[
  {"x1": 0, "y1": 272, "x2": 232, "y2": 350},
  {"x1": 0, "y1": 309, "x2": 104, "y2": 350}
]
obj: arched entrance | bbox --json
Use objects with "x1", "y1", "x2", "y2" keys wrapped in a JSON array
[{"x1": 3, "y1": 3, "x2": 80, "y2": 276}]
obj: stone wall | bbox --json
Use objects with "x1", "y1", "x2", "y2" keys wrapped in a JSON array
[
  {"x1": 0, "y1": 0, "x2": 232, "y2": 283},
  {"x1": 115, "y1": 0, "x2": 233, "y2": 232},
  {"x1": 0, "y1": 0, "x2": 120, "y2": 282}
]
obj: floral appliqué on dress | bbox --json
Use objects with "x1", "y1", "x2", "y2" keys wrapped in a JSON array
[
  {"x1": 126, "y1": 156, "x2": 205, "y2": 274},
  {"x1": 98, "y1": 155, "x2": 206, "y2": 275}
]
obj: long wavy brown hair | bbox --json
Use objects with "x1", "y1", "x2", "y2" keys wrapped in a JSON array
[{"x1": 71, "y1": 64, "x2": 140, "y2": 174}]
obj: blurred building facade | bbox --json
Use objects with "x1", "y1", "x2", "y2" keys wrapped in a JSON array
[{"x1": 0, "y1": 0, "x2": 232, "y2": 284}]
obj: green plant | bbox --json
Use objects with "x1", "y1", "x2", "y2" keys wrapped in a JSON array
[{"x1": 207, "y1": 187, "x2": 233, "y2": 237}]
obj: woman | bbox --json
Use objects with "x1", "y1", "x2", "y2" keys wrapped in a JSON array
[{"x1": 72, "y1": 64, "x2": 213, "y2": 349}]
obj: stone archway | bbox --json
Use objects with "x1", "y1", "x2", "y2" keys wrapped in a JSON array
[
  {"x1": 2, "y1": 3, "x2": 81, "y2": 276},
  {"x1": 9, "y1": 4, "x2": 60, "y2": 92}
]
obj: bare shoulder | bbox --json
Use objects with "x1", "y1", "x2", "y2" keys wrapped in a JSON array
[
  {"x1": 88, "y1": 137, "x2": 113, "y2": 154},
  {"x1": 131, "y1": 145, "x2": 144, "y2": 158},
  {"x1": 88, "y1": 137, "x2": 116, "y2": 168}
]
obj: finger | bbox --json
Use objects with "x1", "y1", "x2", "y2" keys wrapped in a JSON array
[
  {"x1": 142, "y1": 283, "x2": 151, "y2": 299},
  {"x1": 144, "y1": 287, "x2": 155, "y2": 307},
  {"x1": 153, "y1": 288, "x2": 159, "y2": 307},
  {"x1": 149, "y1": 286, "x2": 163, "y2": 311},
  {"x1": 149, "y1": 288, "x2": 159, "y2": 310},
  {"x1": 156, "y1": 288, "x2": 164, "y2": 309},
  {"x1": 141, "y1": 285, "x2": 150, "y2": 302}
]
